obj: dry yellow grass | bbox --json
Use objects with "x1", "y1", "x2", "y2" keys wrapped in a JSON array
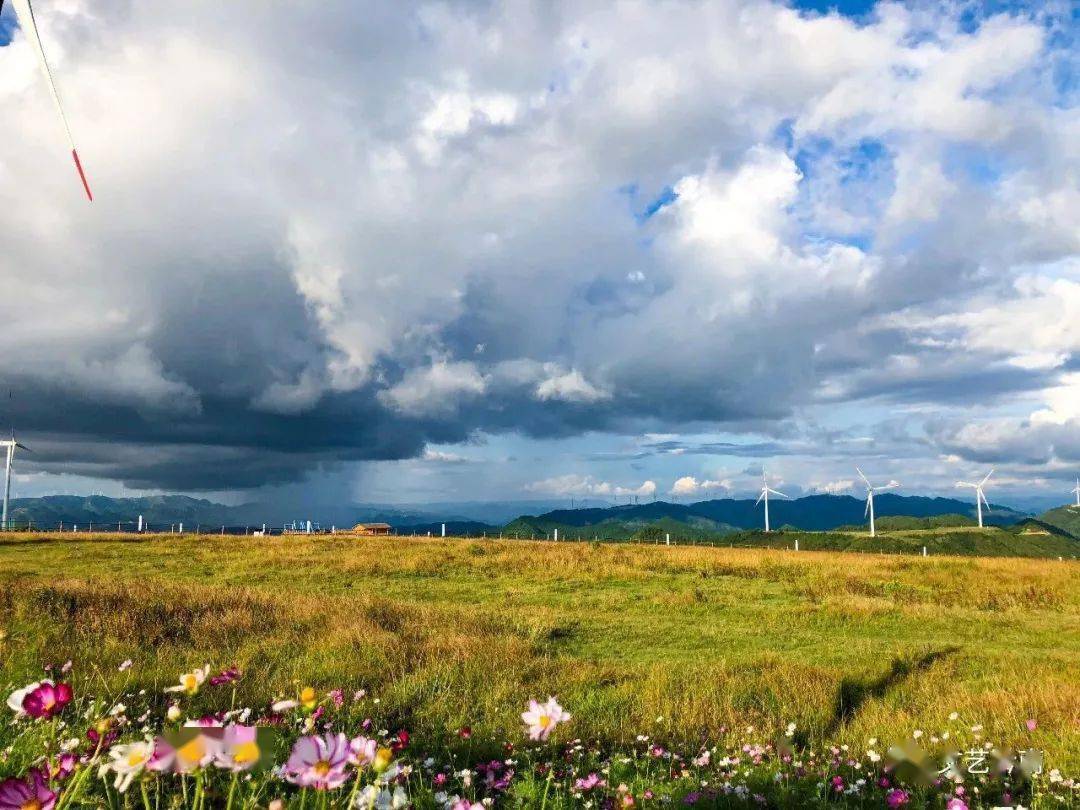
[{"x1": 1, "y1": 533, "x2": 1077, "y2": 768}]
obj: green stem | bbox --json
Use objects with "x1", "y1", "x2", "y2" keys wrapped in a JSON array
[
  {"x1": 55, "y1": 738, "x2": 104, "y2": 810},
  {"x1": 539, "y1": 766, "x2": 555, "y2": 810},
  {"x1": 346, "y1": 769, "x2": 364, "y2": 809},
  {"x1": 141, "y1": 778, "x2": 153, "y2": 810},
  {"x1": 226, "y1": 773, "x2": 239, "y2": 810}
]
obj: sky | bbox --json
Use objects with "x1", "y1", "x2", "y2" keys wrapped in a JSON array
[{"x1": 0, "y1": 0, "x2": 1077, "y2": 509}]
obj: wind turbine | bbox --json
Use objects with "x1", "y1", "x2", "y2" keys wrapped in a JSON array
[
  {"x1": 1070, "y1": 478, "x2": 1080, "y2": 509},
  {"x1": 956, "y1": 469, "x2": 993, "y2": 528},
  {"x1": 1, "y1": 435, "x2": 30, "y2": 531},
  {"x1": 755, "y1": 469, "x2": 789, "y2": 533},
  {"x1": 856, "y1": 467, "x2": 900, "y2": 537}
]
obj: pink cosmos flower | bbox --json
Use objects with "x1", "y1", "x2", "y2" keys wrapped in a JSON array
[
  {"x1": 213, "y1": 726, "x2": 263, "y2": 772},
  {"x1": 1026, "y1": 719, "x2": 1037, "y2": 732},
  {"x1": 0, "y1": 771, "x2": 56, "y2": 810},
  {"x1": 349, "y1": 735, "x2": 377, "y2": 768},
  {"x1": 574, "y1": 773, "x2": 605, "y2": 791},
  {"x1": 46, "y1": 753, "x2": 76, "y2": 782},
  {"x1": 521, "y1": 697, "x2": 571, "y2": 741},
  {"x1": 946, "y1": 799, "x2": 968, "y2": 810},
  {"x1": 21, "y1": 682, "x2": 73, "y2": 719},
  {"x1": 886, "y1": 788, "x2": 909, "y2": 808},
  {"x1": 283, "y1": 733, "x2": 351, "y2": 790}
]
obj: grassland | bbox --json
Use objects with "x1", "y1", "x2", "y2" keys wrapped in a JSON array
[{"x1": 1, "y1": 532, "x2": 1078, "y2": 775}]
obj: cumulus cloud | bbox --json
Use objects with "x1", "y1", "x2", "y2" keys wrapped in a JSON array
[
  {"x1": 0, "y1": 0, "x2": 1074, "y2": 495},
  {"x1": 669, "y1": 476, "x2": 730, "y2": 497},
  {"x1": 524, "y1": 474, "x2": 655, "y2": 498},
  {"x1": 813, "y1": 479, "x2": 856, "y2": 495},
  {"x1": 379, "y1": 361, "x2": 487, "y2": 417},
  {"x1": 535, "y1": 368, "x2": 610, "y2": 404}
]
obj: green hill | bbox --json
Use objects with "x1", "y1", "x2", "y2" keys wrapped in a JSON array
[
  {"x1": 502, "y1": 518, "x2": 1080, "y2": 559},
  {"x1": 1038, "y1": 505, "x2": 1080, "y2": 538}
]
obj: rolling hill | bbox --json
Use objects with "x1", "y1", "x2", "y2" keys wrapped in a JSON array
[{"x1": 1038, "y1": 505, "x2": 1080, "y2": 538}]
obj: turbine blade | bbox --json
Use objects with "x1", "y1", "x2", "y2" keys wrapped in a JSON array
[
  {"x1": 956, "y1": 482, "x2": 974, "y2": 488},
  {"x1": 769, "y1": 489, "x2": 790, "y2": 499},
  {"x1": 856, "y1": 466, "x2": 871, "y2": 487},
  {"x1": 864, "y1": 495, "x2": 871, "y2": 517},
  {"x1": 14, "y1": 443, "x2": 29, "y2": 452},
  {"x1": 755, "y1": 490, "x2": 765, "y2": 506},
  {"x1": 10, "y1": 0, "x2": 93, "y2": 201},
  {"x1": 980, "y1": 468, "x2": 995, "y2": 486}
]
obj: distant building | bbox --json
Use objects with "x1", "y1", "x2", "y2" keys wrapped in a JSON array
[{"x1": 349, "y1": 522, "x2": 393, "y2": 536}]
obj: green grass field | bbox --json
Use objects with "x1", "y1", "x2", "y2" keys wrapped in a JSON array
[{"x1": 1, "y1": 532, "x2": 1078, "y2": 779}]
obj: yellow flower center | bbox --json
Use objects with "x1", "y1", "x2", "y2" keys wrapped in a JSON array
[
  {"x1": 538, "y1": 714, "x2": 551, "y2": 727},
  {"x1": 21, "y1": 800, "x2": 42, "y2": 810},
  {"x1": 182, "y1": 674, "x2": 198, "y2": 692},
  {"x1": 176, "y1": 736, "x2": 207, "y2": 767},
  {"x1": 127, "y1": 750, "x2": 147, "y2": 767},
  {"x1": 232, "y1": 740, "x2": 259, "y2": 765},
  {"x1": 373, "y1": 748, "x2": 393, "y2": 773},
  {"x1": 313, "y1": 760, "x2": 332, "y2": 777}
]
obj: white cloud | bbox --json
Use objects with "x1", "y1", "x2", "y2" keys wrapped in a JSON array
[
  {"x1": 379, "y1": 361, "x2": 487, "y2": 417},
  {"x1": 669, "y1": 476, "x2": 730, "y2": 497},
  {"x1": 524, "y1": 474, "x2": 654, "y2": 498},
  {"x1": 535, "y1": 368, "x2": 610, "y2": 403},
  {"x1": 814, "y1": 479, "x2": 855, "y2": 495},
  {"x1": 421, "y1": 449, "x2": 470, "y2": 464}
]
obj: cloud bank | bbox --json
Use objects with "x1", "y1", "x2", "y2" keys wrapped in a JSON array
[{"x1": 0, "y1": 0, "x2": 1075, "y2": 496}]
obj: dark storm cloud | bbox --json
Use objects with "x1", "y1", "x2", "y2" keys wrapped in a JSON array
[{"x1": 0, "y1": 0, "x2": 1075, "y2": 493}]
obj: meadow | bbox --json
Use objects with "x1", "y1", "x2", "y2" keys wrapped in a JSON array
[{"x1": 0, "y1": 532, "x2": 1077, "y2": 807}]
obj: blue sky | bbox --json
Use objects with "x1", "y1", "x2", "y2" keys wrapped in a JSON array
[{"x1": 0, "y1": 0, "x2": 1077, "y2": 509}]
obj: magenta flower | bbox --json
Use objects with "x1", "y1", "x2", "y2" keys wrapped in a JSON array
[
  {"x1": 886, "y1": 788, "x2": 909, "y2": 808},
  {"x1": 21, "y1": 682, "x2": 73, "y2": 719},
  {"x1": 283, "y1": 733, "x2": 351, "y2": 790},
  {"x1": 209, "y1": 666, "x2": 242, "y2": 687},
  {"x1": 1026, "y1": 719, "x2": 1037, "y2": 732},
  {"x1": 0, "y1": 771, "x2": 56, "y2": 810},
  {"x1": 946, "y1": 799, "x2": 968, "y2": 810}
]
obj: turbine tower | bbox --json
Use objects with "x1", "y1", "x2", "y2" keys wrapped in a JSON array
[
  {"x1": 755, "y1": 469, "x2": 789, "y2": 533},
  {"x1": 1071, "y1": 478, "x2": 1080, "y2": 509},
  {"x1": 1, "y1": 435, "x2": 29, "y2": 531},
  {"x1": 956, "y1": 469, "x2": 993, "y2": 528},
  {"x1": 856, "y1": 467, "x2": 900, "y2": 538}
]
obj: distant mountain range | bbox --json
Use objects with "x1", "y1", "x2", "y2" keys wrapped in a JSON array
[
  {"x1": 4, "y1": 492, "x2": 1042, "y2": 535},
  {"x1": 503, "y1": 493, "x2": 1031, "y2": 536}
]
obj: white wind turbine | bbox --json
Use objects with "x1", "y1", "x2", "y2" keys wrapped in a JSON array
[
  {"x1": 1, "y1": 435, "x2": 30, "y2": 531},
  {"x1": 1070, "y1": 478, "x2": 1080, "y2": 509},
  {"x1": 755, "y1": 469, "x2": 789, "y2": 533},
  {"x1": 856, "y1": 467, "x2": 900, "y2": 538},
  {"x1": 956, "y1": 468, "x2": 994, "y2": 528}
]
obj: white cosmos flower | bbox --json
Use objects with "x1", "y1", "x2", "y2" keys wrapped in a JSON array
[
  {"x1": 164, "y1": 666, "x2": 210, "y2": 695},
  {"x1": 107, "y1": 739, "x2": 155, "y2": 792}
]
